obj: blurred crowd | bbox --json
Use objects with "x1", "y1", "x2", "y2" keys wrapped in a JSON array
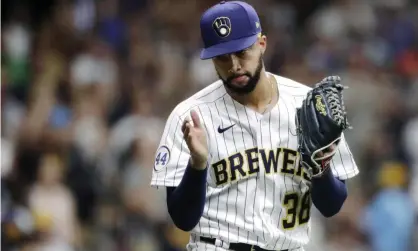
[{"x1": 1, "y1": 0, "x2": 418, "y2": 251}]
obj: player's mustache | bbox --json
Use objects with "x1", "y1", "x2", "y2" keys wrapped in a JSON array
[{"x1": 226, "y1": 73, "x2": 251, "y2": 82}]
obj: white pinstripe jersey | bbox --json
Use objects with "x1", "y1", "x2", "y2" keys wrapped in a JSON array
[{"x1": 151, "y1": 72, "x2": 359, "y2": 250}]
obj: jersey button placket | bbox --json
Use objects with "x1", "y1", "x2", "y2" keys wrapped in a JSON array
[{"x1": 254, "y1": 116, "x2": 264, "y2": 240}]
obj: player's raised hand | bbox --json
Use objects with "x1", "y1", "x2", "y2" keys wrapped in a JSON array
[{"x1": 182, "y1": 109, "x2": 208, "y2": 170}]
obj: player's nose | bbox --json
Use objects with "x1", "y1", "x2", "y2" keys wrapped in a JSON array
[{"x1": 229, "y1": 54, "x2": 242, "y2": 72}]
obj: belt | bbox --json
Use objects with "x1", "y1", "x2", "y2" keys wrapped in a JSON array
[{"x1": 199, "y1": 236, "x2": 288, "y2": 251}]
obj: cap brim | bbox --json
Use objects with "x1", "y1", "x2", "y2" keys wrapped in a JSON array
[{"x1": 200, "y1": 34, "x2": 259, "y2": 60}]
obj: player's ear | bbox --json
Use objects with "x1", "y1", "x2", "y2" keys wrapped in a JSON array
[{"x1": 258, "y1": 34, "x2": 267, "y2": 54}]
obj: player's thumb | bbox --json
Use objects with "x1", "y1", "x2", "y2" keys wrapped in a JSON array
[{"x1": 190, "y1": 110, "x2": 201, "y2": 128}]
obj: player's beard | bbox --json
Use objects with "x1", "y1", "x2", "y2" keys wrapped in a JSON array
[{"x1": 218, "y1": 55, "x2": 263, "y2": 95}]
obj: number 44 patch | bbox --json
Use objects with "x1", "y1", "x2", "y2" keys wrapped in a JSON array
[{"x1": 154, "y1": 146, "x2": 170, "y2": 172}]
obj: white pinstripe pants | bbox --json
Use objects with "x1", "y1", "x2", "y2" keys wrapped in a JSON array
[{"x1": 186, "y1": 241, "x2": 305, "y2": 251}]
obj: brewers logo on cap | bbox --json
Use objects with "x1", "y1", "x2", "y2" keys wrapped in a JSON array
[{"x1": 212, "y1": 17, "x2": 231, "y2": 37}]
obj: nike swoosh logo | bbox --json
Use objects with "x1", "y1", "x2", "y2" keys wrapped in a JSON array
[{"x1": 218, "y1": 124, "x2": 235, "y2": 133}]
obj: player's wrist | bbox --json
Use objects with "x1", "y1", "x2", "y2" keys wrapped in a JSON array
[
  {"x1": 189, "y1": 157, "x2": 208, "y2": 170},
  {"x1": 311, "y1": 163, "x2": 331, "y2": 179}
]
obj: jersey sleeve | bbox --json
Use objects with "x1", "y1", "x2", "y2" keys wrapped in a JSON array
[
  {"x1": 150, "y1": 108, "x2": 191, "y2": 188},
  {"x1": 330, "y1": 133, "x2": 359, "y2": 180}
]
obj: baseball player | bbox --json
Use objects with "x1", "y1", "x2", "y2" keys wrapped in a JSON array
[{"x1": 150, "y1": 1, "x2": 359, "y2": 251}]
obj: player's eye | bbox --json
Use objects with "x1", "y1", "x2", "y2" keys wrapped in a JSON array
[
  {"x1": 215, "y1": 49, "x2": 247, "y2": 62},
  {"x1": 236, "y1": 49, "x2": 247, "y2": 56},
  {"x1": 216, "y1": 54, "x2": 230, "y2": 62}
]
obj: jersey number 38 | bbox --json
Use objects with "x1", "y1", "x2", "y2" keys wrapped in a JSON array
[{"x1": 281, "y1": 191, "x2": 311, "y2": 230}]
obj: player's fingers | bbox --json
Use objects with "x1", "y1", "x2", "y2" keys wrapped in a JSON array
[
  {"x1": 184, "y1": 128, "x2": 191, "y2": 139},
  {"x1": 190, "y1": 110, "x2": 201, "y2": 128},
  {"x1": 185, "y1": 127, "x2": 195, "y2": 145},
  {"x1": 183, "y1": 122, "x2": 191, "y2": 135},
  {"x1": 182, "y1": 117, "x2": 191, "y2": 133}
]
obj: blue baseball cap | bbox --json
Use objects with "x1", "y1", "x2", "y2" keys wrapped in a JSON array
[{"x1": 200, "y1": 1, "x2": 262, "y2": 60}]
